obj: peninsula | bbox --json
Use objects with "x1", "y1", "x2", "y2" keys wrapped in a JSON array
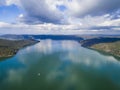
[
  {"x1": 0, "y1": 39, "x2": 39, "y2": 58},
  {"x1": 80, "y1": 38, "x2": 120, "y2": 57}
]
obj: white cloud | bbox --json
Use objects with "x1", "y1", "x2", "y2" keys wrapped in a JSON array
[
  {"x1": 1, "y1": 0, "x2": 120, "y2": 24},
  {"x1": 64, "y1": 0, "x2": 120, "y2": 17},
  {"x1": 18, "y1": 0, "x2": 63, "y2": 24},
  {"x1": 6, "y1": 0, "x2": 21, "y2": 6},
  {"x1": 100, "y1": 19, "x2": 120, "y2": 26},
  {"x1": 0, "y1": 21, "x2": 120, "y2": 35},
  {"x1": 0, "y1": 0, "x2": 120, "y2": 35}
]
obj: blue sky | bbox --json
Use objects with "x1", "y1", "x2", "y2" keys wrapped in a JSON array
[
  {"x1": 0, "y1": 4, "x2": 22, "y2": 23},
  {"x1": 0, "y1": 0, "x2": 120, "y2": 35}
]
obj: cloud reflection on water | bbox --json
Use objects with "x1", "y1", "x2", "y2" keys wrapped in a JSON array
[
  {"x1": 17, "y1": 40, "x2": 120, "y2": 85},
  {"x1": 1, "y1": 40, "x2": 120, "y2": 89}
]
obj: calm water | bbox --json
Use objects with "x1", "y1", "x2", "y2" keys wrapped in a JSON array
[{"x1": 0, "y1": 40, "x2": 120, "y2": 90}]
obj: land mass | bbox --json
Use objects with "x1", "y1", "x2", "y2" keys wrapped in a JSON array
[
  {"x1": 81, "y1": 38, "x2": 120, "y2": 57},
  {"x1": 1, "y1": 34, "x2": 120, "y2": 58},
  {"x1": 0, "y1": 34, "x2": 83, "y2": 41},
  {"x1": 0, "y1": 39, "x2": 39, "y2": 58}
]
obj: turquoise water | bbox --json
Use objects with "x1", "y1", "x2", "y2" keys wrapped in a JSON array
[{"x1": 0, "y1": 40, "x2": 120, "y2": 90}]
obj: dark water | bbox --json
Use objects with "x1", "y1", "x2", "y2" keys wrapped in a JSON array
[{"x1": 0, "y1": 40, "x2": 120, "y2": 90}]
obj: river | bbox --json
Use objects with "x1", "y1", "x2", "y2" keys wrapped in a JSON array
[{"x1": 0, "y1": 40, "x2": 120, "y2": 90}]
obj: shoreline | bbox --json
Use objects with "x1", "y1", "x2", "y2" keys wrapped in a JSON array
[
  {"x1": 80, "y1": 38, "x2": 120, "y2": 58},
  {"x1": 0, "y1": 39, "x2": 39, "y2": 58}
]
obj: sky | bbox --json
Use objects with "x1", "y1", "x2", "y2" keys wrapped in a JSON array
[{"x1": 0, "y1": 0, "x2": 120, "y2": 35}]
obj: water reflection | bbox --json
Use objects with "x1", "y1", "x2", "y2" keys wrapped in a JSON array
[{"x1": 0, "y1": 40, "x2": 120, "y2": 90}]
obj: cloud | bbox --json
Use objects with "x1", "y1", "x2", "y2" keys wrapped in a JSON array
[
  {"x1": 2, "y1": 0, "x2": 120, "y2": 24},
  {"x1": 65, "y1": 0, "x2": 120, "y2": 17},
  {"x1": 0, "y1": 0, "x2": 5, "y2": 6},
  {"x1": 0, "y1": 0, "x2": 20, "y2": 6},
  {"x1": 6, "y1": 0, "x2": 20, "y2": 6},
  {"x1": 19, "y1": 0, "x2": 63, "y2": 24},
  {"x1": 0, "y1": 0, "x2": 120, "y2": 35},
  {"x1": 19, "y1": 0, "x2": 120, "y2": 24},
  {"x1": 0, "y1": 21, "x2": 120, "y2": 35}
]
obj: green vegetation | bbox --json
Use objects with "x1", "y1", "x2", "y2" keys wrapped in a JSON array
[
  {"x1": 80, "y1": 38, "x2": 120, "y2": 57},
  {"x1": 91, "y1": 41, "x2": 120, "y2": 57},
  {"x1": 0, "y1": 39, "x2": 39, "y2": 57}
]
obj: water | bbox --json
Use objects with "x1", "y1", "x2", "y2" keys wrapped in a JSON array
[{"x1": 0, "y1": 40, "x2": 120, "y2": 90}]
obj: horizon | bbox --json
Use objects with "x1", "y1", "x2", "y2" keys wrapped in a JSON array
[{"x1": 1, "y1": 1, "x2": 120, "y2": 89}]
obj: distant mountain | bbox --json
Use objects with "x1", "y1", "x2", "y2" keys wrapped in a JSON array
[
  {"x1": 77, "y1": 34, "x2": 120, "y2": 40},
  {"x1": 80, "y1": 37, "x2": 120, "y2": 47},
  {"x1": 0, "y1": 34, "x2": 25, "y2": 40},
  {"x1": 1, "y1": 34, "x2": 120, "y2": 58},
  {"x1": 2, "y1": 34, "x2": 120, "y2": 41},
  {"x1": 0, "y1": 34, "x2": 83, "y2": 41}
]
